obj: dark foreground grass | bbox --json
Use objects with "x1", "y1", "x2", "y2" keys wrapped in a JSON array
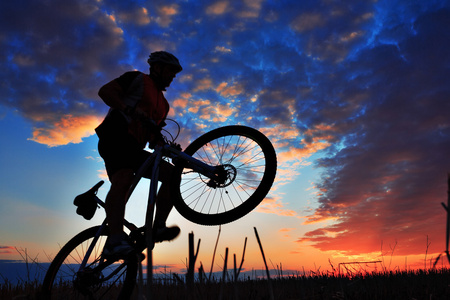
[
  {"x1": 2, "y1": 268, "x2": 450, "y2": 300},
  {"x1": 150, "y1": 268, "x2": 450, "y2": 300}
]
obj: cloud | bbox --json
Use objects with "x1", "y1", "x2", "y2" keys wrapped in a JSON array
[
  {"x1": 199, "y1": 103, "x2": 236, "y2": 122},
  {"x1": 194, "y1": 78, "x2": 214, "y2": 91},
  {"x1": 216, "y1": 81, "x2": 244, "y2": 97},
  {"x1": 155, "y1": 4, "x2": 179, "y2": 27},
  {"x1": 0, "y1": 246, "x2": 15, "y2": 255},
  {"x1": 257, "y1": 196, "x2": 297, "y2": 217},
  {"x1": 1, "y1": 0, "x2": 126, "y2": 145},
  {"x1": 291, "y1": 12, "x2": 326, "y2": 32},
  {"x1": 238, "y1": 0, "x2": 264, "y2": 18},
  {"x1": 97, "y1": 169, "x2": 108, "y2": 180},
  {"x1": 206, "y1": 1, "x2": 229, "y2": 15},
  {"x1": 300, "y1": 7, "x2": 450, "y2": 256},
  {"x1": 29, "y1": 115, "x2": 103, "y2": 147},
  {"x1": 215, "y1": 46, "x2": 232, "y2": 53},
  {"x1": 117, "y1": 7, "x2": 151, "y2": 25}
]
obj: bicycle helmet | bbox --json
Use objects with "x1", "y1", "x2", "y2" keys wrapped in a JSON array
[{"x1": 147, "y1": 51, "x2": 182, "y2": 73}]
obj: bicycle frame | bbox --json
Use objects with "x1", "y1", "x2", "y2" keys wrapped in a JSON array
[
  {"x1": 128, "y1": 143, "x2": 220, "y2": 201},
  {"x1": 132, "y1": 143, "x2": 221, "y2": 297},
  {"x1": 76, "y1": 142, "x2": 221, "y2": 298}
]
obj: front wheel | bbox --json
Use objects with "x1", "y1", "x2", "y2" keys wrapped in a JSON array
[
  {"x1": 172, "y1": 125, "x2": 277, "y2": 225},
  {"x1": 41, "y1": 226, "x2": 138, "y2": 300}
]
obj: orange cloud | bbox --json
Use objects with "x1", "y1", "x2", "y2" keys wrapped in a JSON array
[
  {"x1": 238, "y1": 0, "x2": 263, "y2": 18},
  {"x1": 273, "y1": 167, "x2": 301, "y2": 188},
  {"x1": 206, "y1": 1, "x2": 229, "y2": 15},
  {"x1": 194, "y1": 78, "x2": 213, "y2": 91},
  {"x1": 215, "y1": 46, "x2": 232, "y2": 53},
  {"x1": 172, "y1": 98, "x2": 189, "y2": 109},
  {"x1": 13, "y1": 54, "x2": 35, "y2": 67},
  {"x1": 199, "y1": 103, "x2": 236, "y2": 122},
  {"x1": 340, "y1": 31, "x2": 364, "y2": 43},
  {"x1": 188, "y1": 107, "x2": 199, "y2": 114},
  {"x1": 193, "y1": 99, "x2": 211, "y2": 106},
  {"x1": 303, "y1": 123, "x2": 334, "y2": 135},
  {"x1": 254, "y1": 124, "x2": 335, "y2": 219},
  {"x1": 29, "y1": 114, "x2": 103, "y2": 147},
  {"x1": 279, "y1": 228, "x2": 296, "y2": 239},
  {"x1": 0, "y1": 246, "x2": 15, "y2": 254},
  {"x1": 170, "y1": 93, "x2": 194, "y2": 116},
  {"x1": 277, "y1": 141, "x2": 330, "y2": 165},
  {"x1": 267, "y1": 123, "x2": 335, "y2": 165},
  {"x1": 118, "y1": 7, "x2": 151, "y2": 25},
  {"x1": 302, "y1": 213, "x2": 340, "y2": 225},
  {"x1": 156, "y1": 4, "x2": 179, "y2": 27},
  {"x1": 97, "y1": 169, "x2": 108, "y2": 180},
  {"x1": 256, "y1": 196, "x2": 297, "y2": 217},
  {"x1": 291, "y1": 12, "x2": 326, "y2": 32},
  {"x1": 185, "y1": 99, "x2": 211, "y2": 114},
  {"x1": 279, "y1": 228, "x2": 295, "y2": 232},
  {"x1": 216, "y1": 81, "x2": 244, "y2": 97}
]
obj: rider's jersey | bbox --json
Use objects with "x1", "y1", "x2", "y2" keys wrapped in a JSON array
[{"x1": 96, "y1": 71, "x2": 169, "y2": 147}]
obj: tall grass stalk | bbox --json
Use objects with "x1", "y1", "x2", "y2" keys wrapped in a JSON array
[
  {"x1": 233, "y1": 237, "x2": 247, "y2": 282},
  {"x1": 208, "y1": 225, "x2": 221, "y2": 281},
  {"x1": 186, "y1": 231, "x2": 200, "y2": 287},
  {"x1": 254, "y1": 227, "x2": 274, "y2": 300},
  {"x1": 434, "y1": 173, "x2": 450, "y2": 267}
]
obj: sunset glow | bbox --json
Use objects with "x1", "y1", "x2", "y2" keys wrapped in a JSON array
[{"x1": 1, "y1": 0, "x2": 449, "y2": 280}]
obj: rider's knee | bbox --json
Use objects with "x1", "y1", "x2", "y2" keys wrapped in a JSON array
[{"x1": 110, "y1": 169, "x2": 134, "y2": 190}]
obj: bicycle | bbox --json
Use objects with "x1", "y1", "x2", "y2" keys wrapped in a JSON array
[{"x1": 41, "y1": 124, "x2": 277, "y2": 299}]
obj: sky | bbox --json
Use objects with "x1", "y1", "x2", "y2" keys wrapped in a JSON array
[{"x1": 1, "y1": 0, "x2": 450, "y2": 281}]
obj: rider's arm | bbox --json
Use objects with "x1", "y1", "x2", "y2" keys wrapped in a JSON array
[
  {"x1": 99, "y1": 72, "x2": 149, "y2": 118},
  {"x1": 98, "y1": 80, "x2": 128, "y2": 112}
]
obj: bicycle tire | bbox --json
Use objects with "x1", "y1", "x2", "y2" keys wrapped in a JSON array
[
  {"x1": 172, "y1": 125, "x2": 277, "y2": 225},
  {"x1": 41, "y1": 226, "x2": 138, "y2": 300}
]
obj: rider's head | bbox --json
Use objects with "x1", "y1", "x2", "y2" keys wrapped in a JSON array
[{"x1": 148, "y1": 51, "x2": 182, "y2": 90}]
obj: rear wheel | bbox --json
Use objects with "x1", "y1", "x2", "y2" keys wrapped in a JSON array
[
  {"x1": 172, "y1": 125, "x2": 277, "y2": 225},
  {"x1": 41, "y1": 226, "x2": 138, "y2": 300}
]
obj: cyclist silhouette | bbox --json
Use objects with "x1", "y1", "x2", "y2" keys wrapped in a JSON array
[{"x1": 95, "y1": 51, "x2": 182, "y2": 257}]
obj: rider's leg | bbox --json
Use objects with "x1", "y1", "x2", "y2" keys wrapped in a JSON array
[
  {"x1": 154, "y1": 182, "x2": 172, "y2": 227},
  {"x1": 103, "y1": 168, "x2": 136, "y2": 256},
  {"x1": 153, "y1": 161, "x2": 180, "y2": 242},
  {"x1": 105, "y1": 168, "x2": 134, "y2": 238},
  {"x1": 154, "y1": 160, "x2": 173, "y2": 226}
]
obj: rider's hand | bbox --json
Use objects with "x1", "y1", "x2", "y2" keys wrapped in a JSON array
[
  {"x1": 148, "y1": 131, "x2": 165, "y2": 148},
  {"x1": 170, "y1": 142, "x2": 182, "y2": 151}
]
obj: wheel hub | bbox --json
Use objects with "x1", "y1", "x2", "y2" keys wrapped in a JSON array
[
  {"x1": 74, "y1": 267, "x2": 102, "y2": 295},
  {"x1": 205, "y1": 164, "x2": 237, "y2": 188}
]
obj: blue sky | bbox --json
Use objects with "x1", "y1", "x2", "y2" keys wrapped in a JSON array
[{"x1": 1, "y1": 0, "x2": 450, "y2": 279}]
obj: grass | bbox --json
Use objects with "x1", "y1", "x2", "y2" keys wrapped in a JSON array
[
  {"x1": 2, "y1": 239, "x2": 450, "y2": 299},
  {"x1": 148, "y1": 268, "x2": 450, "y2": 299},
  {"x1": 2, "y1": 268, "x2": 450, "y2": 299}
]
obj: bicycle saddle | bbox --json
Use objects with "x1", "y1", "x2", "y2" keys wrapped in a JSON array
[{"x1": 73, "y1": 181, "x2": 104, "y2": 220}]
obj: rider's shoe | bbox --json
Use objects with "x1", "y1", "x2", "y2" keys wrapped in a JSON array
[
  {"x1": 103, "y1": 233, "x2": 134, "y2": 258},
  {"x1": 153, "y1": 225, "x2": 180, "y2": 243}
]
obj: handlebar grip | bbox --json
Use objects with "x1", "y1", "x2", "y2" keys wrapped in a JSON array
[{"x1": 142, "y1": 118, "x2": 162, "y2": 132}]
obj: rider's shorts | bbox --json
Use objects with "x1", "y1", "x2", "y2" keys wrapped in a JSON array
[
  {"x1": 96, "y1": 109, "x2": 172, "y2": 181},
  {"x1": 97, "y1": 131, "x2": 172, "y2": 182}
]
